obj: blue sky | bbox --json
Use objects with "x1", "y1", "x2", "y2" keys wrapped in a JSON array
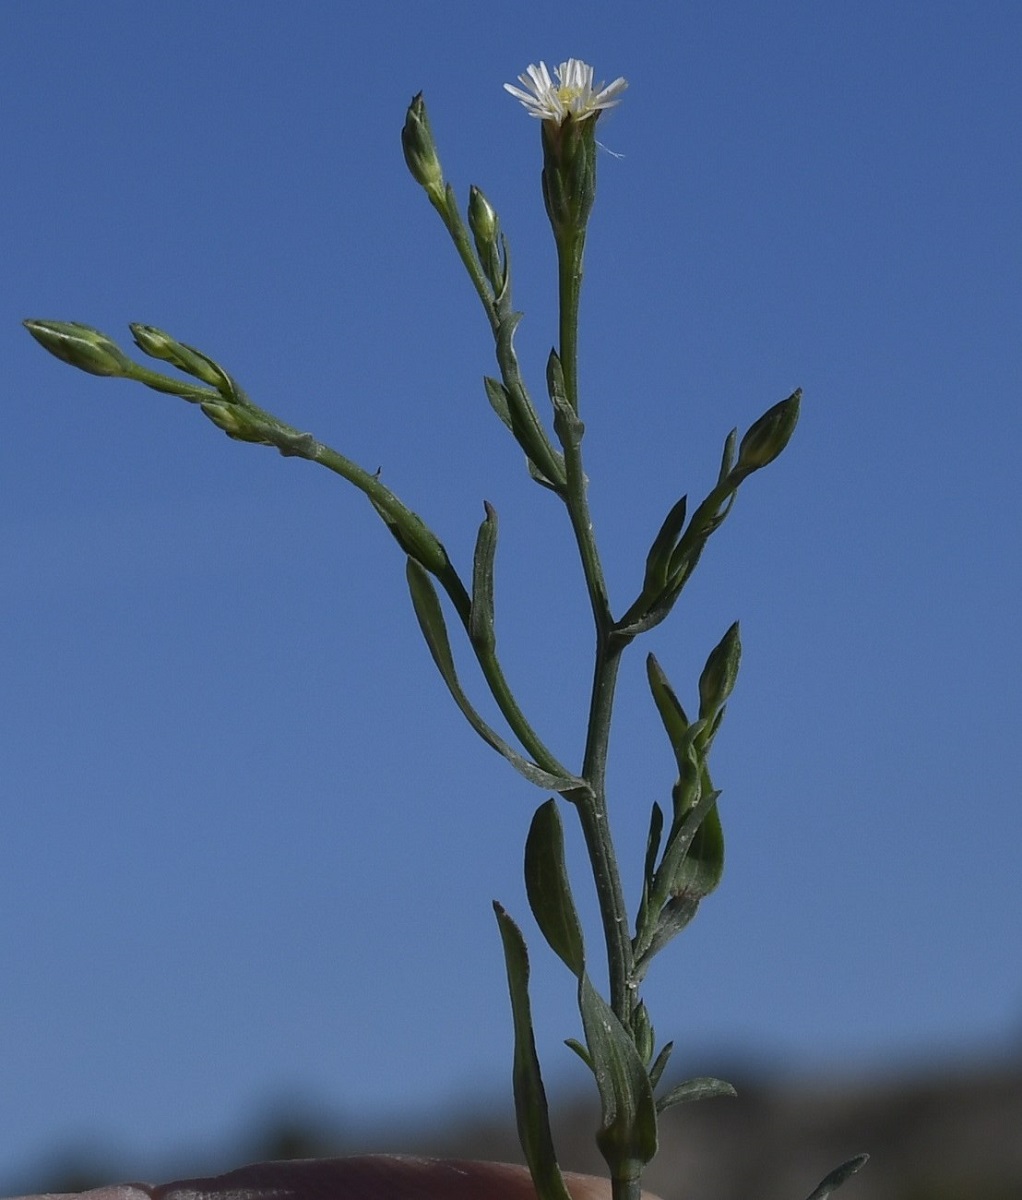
[{"x1": 2, "y1": 0, "x2": 1020, "y2": 1188}]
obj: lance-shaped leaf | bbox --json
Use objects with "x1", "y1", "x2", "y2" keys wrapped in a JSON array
[
  {"x1": 406, "y1": 560, "x2": 575, "y2": 791},
  {"x1": 646, "y1": 654, "x2": 691, "y2": 772},
  {"x1": 524, "y1": 800, "x2": 585, "y2": 976},
  {"x1": 634, "y1": 802, "x2": 664, "y2": 949},
  {"x1": 802, "y1": 1154, "x2": 869, "y2": 1200},
  {"x1": 633, "y1": 892, "x2": 701, "y2": 981},
  {"x1": 633, "y1": 787, "x2": 722, "y2": 980},
  {"x1": 485, "y1": 363, "x2": 564, "y2": 489},
  {"x1": 662, "y1": 783, "x2": 723, "y2": 904},
  {"x1": 656, "y1": 1076, "x2": 736, "y2": 1114},
  {"x1": 717, "y1": 427, "x2": 738, "y2": 484},
  {"x1": 493, "y1": 314, "x2": 566, "y2": 490},
  {"x1": 647, "y1": 1041, "x2": 673, "y2": 1092},
  {"x1": 483, "y1": 376, "x2": 515, "y2": 438},
  {"x1": 646, "y1": 654, "x2": 725, "y2": 904},
  {"x1": 469, "y1": 502, "x2": 498, "y2": 652},
  {"x1": 494, "y1": 904, "x2": 575, "y2": 1200},
  {"x1": 578, "y1": 973, "x2": 658, "y2": 1177},
  {"x1": 641, "y1": 493, "x2": 688, "y2": 597},
  {"x1": 546, "y1": 350, "x2": 584, "y2": 456}
]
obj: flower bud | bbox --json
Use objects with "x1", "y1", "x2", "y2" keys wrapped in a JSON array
[
  {"x1": 401, "y1": 93, "x2": 444, "y2": 197},
  {"x1": 468, "y1": 185, "x2": 498, "y2": 245},
  {"x1": 468, "y1": 186, "x2": 506, "y2": 297},
  {"x1": 23, "y1": 319, "x2": 133, "y2": 378},
  {"x1": 734, "y1": 390, "x2": 801, "y2": 478},
  {"x1": 130, "y1": 323, "x2": 227, "y2": 390},
  {"x1": 698, "y1": 621, "x2": 741, "y2": 722}
]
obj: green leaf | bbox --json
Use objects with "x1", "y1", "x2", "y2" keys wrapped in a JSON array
[
  {"x1": 494, "y1": 315, "x2": 566, "y2": 490},
  {"x1": 802, "y1": 1154, "x2": 869, "y2": 1200},
  {"x1": 578, "y1": 973, "x2": 658, "y2": 1177},
  {"x1": 524, "y1": 800, "x2": 585, "y2": 976},
  {"x1": 634, "y1": 802, "x2": 664, "y2": 946},
  {"x1": 564, "y1": 1037, "x2": 593, "y2": 1070},
  {"x1": 669, "y1": 791, "x2": 724, "y2": 899},
  {"x1": 493, "y1": 903, "x2": 575, "y2": 1200},
  {"x1": 634, "y1": 893, "x2": 701, "y2": 978},
  {"x1": 656, "y1": 1076, "x2": 736, "y2": 1114},
  {"x1": 484, "y1": 376, "x2": 514, "y2": 432},
  {"x1": 659, "y1": 781, "x2": 724, "y2": 902},
  {"x1": 547, "y1": 349, "x2": 584, "y2": 454},
  {"x1": 717, "y1": 428, "x2": 738, "y2": 485},
  {"x1": 647, "y1": 1041, "x2": 673, "y2": 1092},
  {"x1": 469, "y1": 502, "x2": 498, "y2": 652},
  {"x1": 645, "y1": 654, "x2": 691, "y2": 771},
  {"x1": 405, "y1": 560, "x2": 576, "y2": 791},
  {"x1": 642, "y1": 494, "x2": 688, "y2": 595}
]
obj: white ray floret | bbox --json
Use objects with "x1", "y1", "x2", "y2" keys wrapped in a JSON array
[{"x1": 504, "y1": 59, "x2": 627, "y2": 123}]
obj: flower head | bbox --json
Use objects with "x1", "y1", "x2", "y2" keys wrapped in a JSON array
[{"x1": 504, "y1": 59, "x2": 627, "y2": 124}]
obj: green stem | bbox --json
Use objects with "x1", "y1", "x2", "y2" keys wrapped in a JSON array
[
  {"x1": 557, "y1": 230, "x2": 586, "y2": 416},
  {"x1": 553, "y1": 225, "x2": 634, "y2": 1022},
  {"x1": 429, "y1": 188, "x2": 500, "y2": 336},
  {"x1": 570, "y1": 641, "x2": 635, "y2": 1020}
]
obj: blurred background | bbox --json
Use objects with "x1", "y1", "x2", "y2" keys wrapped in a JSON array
[{"x1": 2, "y1": 3, "x2": 1020, "y2": 1198}]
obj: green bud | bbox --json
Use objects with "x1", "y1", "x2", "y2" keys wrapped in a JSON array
[
  {"x1": 401, "y1": 93, "x2": 444, "y2": 197},
  {"x1": 734, "y1": 389, "x2": 801, "y2": 478},
  {"x1": 23, "y1": 319, "x2": 134, "y2": 378},
  {"x1": 698, "y1": 622, "x2": 741, "y2": 722},
  {"x1": 468, "y1": 185, "x2": 506, "y2": 296},
  {"x1": 468, "y1": 185, "x2": 498, "y2": 245},
  {"x1": 129, "y1": 324, "x2": 229, "y2": 391}
]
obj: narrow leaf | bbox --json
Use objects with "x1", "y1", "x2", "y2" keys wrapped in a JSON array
[
  {"x1": 648, "y1": 1041, "x2": 673, "y2": 1092},
  {"x1": 547, "y1": 349, "x2": 584, "y2": 455},
  {"x1": 493, "y1": 904, "x2": 575, "y2": 1200},
  {"x1": 656, "y1": 787, "x2": 724, "y2": 907},
  {"x1": 525, "y1": 800, "x2": 585, "y2": 976},
  {"x1": 656, "y1": 1076, "x2": 737, "y2": 1114},
  {"x1": 634, "y1": 801, "x2": 664, "y2": 946},
  {"x1": 495, "y1": 317, "x2": 566, "y2": 489},
  {"x1": 803, "y1": 1154, "x2": 869, "y2": 1200},
  {"x1": 717, "y1": 428, "x2": 738, "y2": 485},
  {"x1": 645, "y1": 654, "x2": 691, "y2": 774},
  {"x1": 633, "y1": 893, "x2": 701, "y2": 978},
  {"x1": 405, "y1": 560, "x2": 576, "y2": 791},
  {"x1": 564, "y1": 1037, "x2": 593, "y2": 1070},
  {"x1": 578, "y1": 973, "x2": 658, "y2": 1175},
  {"x1": 484, "y1": 376, "x2": 514, "y2": 432},
  {"x1": 642, "y1": 494, "x2": 688, "y2": 593},
  {"x1": 469, "y1": 502, "x2": 498, "y2": 651}
]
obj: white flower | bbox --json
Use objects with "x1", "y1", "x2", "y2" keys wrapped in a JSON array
[{"x1": 504, "y1": 59, "x2": 627, "y2": 124}]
